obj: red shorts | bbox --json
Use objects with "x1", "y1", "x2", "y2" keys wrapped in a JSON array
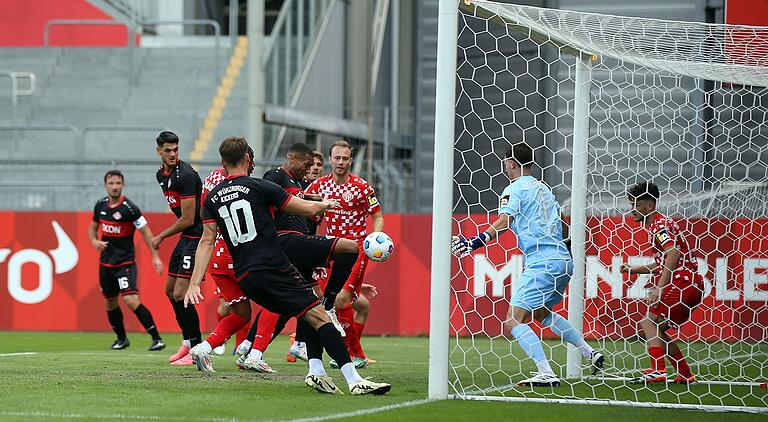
[
  {"x1": 649, "y1": 271, "x2": 704, "y2": 327},
  {"x1": 342, "y1": 240, "x2": 369, "y2": 296},
  {"x1": 209, "y1": 240, "x2": 233, "y2": 274},
  {"x1": 210, "y1": 272, "x2": 247, "y2": 306}
]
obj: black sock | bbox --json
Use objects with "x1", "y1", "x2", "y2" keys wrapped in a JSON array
[
  {"x1": 302, "y1": 320, "x2": 323, "y2": 360},
  {"x1": 246, "y1": 310, "x2": 262, "y2": 343},
  {"x1": 316, "y1": 322, "x2": 351, "y2": 367},
  {"x1": 270, "y1": 315, "x2": 291, "y2": 343},
  {"x1": 107, "y1": 307, "x2": 126, "y2": 340},
  {"x1": 178, "y1": 300, "x2": 202, "y2": 347},
  {"x1": 169, "y1": 298, "x2": 189, "y2": 340},
  {"x1": 323, "y1": 253, "x2": 357, "y2": 310},
  {"x1": 132, "y1": 304, "x2": 160, "y2": 340},
  {"x1": 295, "y1": 315, "x2": 310, "y2": 343}
]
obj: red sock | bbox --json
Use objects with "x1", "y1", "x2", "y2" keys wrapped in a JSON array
[
  {"x1": 648, "y1": 346, "x2": 666, "y2": 372},
  {"x1": 668, "y1": 351, "x2": 693, "y2": 378},
  {"x1": 337, "y1": 307, "x2": 363, "y2": 359},
  {"x1": 235, "y1": 323, "x2": 249, "y2": 347},
  {"x1": 252, "y1": 310, "x2": 281, "y2": 353},
  {"x1": 207, "y1": 313, "x2": 246, "y2": 348},
  {"x1": 350, "y1": 321, "x2": 366, "y2": 358}
]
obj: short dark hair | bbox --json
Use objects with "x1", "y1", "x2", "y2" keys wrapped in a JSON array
[
  {"x1": 312, "y1": 151, "x2": 324, "y2": 163},
  {"x1": 329, "y1": 139, "x2": 353, "y2": 157},
  {"x1": 104, "y1": 169, "x2": 124, "y2": 183},
  {"x1": 220, "y1": 136, "x2": 249, "y2": 167},
  {"x1": 156, "y1": 131, "x2": 179, "y2": 147},
  {"x1": 504, "y1": 142, "x2": 534, "y2": 168},
  {"x1": 247, "y1": 145, "x2": 254, "y2": 160},
  {"x1": 287, "y1": 143, "x2": 313, "y2": 157},
  {"x1": 627, "y1": 181, "x2": 660, "y2": 202}
]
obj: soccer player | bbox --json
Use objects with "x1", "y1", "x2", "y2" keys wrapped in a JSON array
[
  {"x1": 305, "y1": 140, "x2": 383, "y2": 368},
  {"x1": 621, "y1": 181, "x2": 703, "y2": 384},
  {"x1": 188, "y1": 147, "x2": 257, "y2": 371},
  {"x1": 88, "y1": 170, "x2": 165, "y2": 351},
  {"x1": 152, "y1": 131, "x2": 204, "y2": 365},
  {"x1": 185, "y1": 136, "x2": 390, "y2": 395},
  {"x1": 451, "y1": 142, "x2": 603, "y2": 387},
  {"x1": 306, "y1": 150, "x2": 324, "y2": 183}
]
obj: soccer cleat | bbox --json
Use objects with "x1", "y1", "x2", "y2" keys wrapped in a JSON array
[
  {"x1": 235, "y1": 353, "x2": 248, "y2": 370},
  {"x1": 630, "y1": 371, "x2": 667, "y2": 384},
  {"x1": 111, "y1": 338, "x2": 130, "y2": 350},
  {"x1": 590, "y1": 351, "x2": 605, "y2": 375},
  {"x1": 352, "y1": 357, "x2": 369, "y2": 369},
  {"x1": 190, "y1": 345, "x2": 215, "y2": 372},
  {"x1": 671, "y1": 375, "x2": 697, "y2": 385},
  {"x1": 168, "y1": 343, "x2": 190, "y2": 363},
  {"x1": 286, "y1": 333, "x2": 297, "y2": 362},
  {"x1": 328, "y1": 358, "x2": 339, "y2": 369},
  {"x1": 170, "y1": 354, "x2": 194, "y2": 366},
  {"x1": 325, "y1": 308, "x2": 346, "y2": 337},
  {"x1": 235, "y1": 340, "x2": 252, "y2": 357},
  {"x1": 213, "y1": 341, "x2": 226, "y2": 356},
  {"x1": 148, "y1": 338, "x2": 166, "y2": 352},
  {"x1": 288, "y1": 342, "x2": 308, "y2": 362},
  {"x1": 242, "y1": 356, "x2": 276, "y2": 373},
  {"x1": 305, "y1": 374, "x2": 344, "y2": 395},
  {"x1": 349, "y1": 378, "x2": 392, "y2": 396},
  {"x1": 517, "y1": 372, "x2": 561, "y2": 387}
]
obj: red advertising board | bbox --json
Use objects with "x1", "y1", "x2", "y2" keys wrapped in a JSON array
[{"x1": 1, "y1": 212, "x2": 766, "y2": 342}]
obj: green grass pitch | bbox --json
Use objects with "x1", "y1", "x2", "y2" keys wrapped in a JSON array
[{"x1": 0, "y1": 331, "x2": 765, "y2": 421}]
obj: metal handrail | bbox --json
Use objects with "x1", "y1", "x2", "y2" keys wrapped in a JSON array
[
  {"x1": 138, "y1": 19, "x2": 222, "y2": 79},
  {"x1": 0, "y1": 71, "x2": 36, "y2": 124},
  {"x1": 43, "y1": 19, "x2": 133, "y2": 47},
  {"x1": 81, "y1": 125, "x2": 171, "y2": 141},
  {"x1": 0, "y1": 124, "x2": 79, "y2": 136}
]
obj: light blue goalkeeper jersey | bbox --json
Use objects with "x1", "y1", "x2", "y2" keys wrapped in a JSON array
[{"x1": 498, "y1": 175, "x2": 571, "y2": 265}]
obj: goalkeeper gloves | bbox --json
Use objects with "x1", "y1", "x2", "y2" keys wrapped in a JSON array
[{"x1": 451, "y1": 232, "x2": 491, "y2": 258}]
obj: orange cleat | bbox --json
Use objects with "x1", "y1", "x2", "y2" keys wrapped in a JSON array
[
  {"x1": 672, "y1": 375, "x2": 697, "y2": 385},
  {"x1": 286, "y1": 332, "x2": 297, "y2": 363},
  {"x1": 170, "y1": 354, "x2": 194, "y2": 366},
  {"x1": 168, "y1": 342, "x2": 190, "y2": 363}
]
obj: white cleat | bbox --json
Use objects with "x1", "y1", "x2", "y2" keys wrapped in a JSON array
[
  {"x1": 590, "y1": 351, "x2": 605, "y2": 375},
  {"x1": 517, "y1": 372, "x2": 560, "y2": 387},
  {"x1": 288, "y1": 342, "x2": 308, "y2": 362},
  {"x1": 349, "y1": 378, "x2": 392, "y2": 396},
  {"x1": 212, "y1": 342, "x2": 226, "y2": 356},
  {"x1": 242, "y1": 356, "x2": 276, "y2": 373},
  {"x1": 190, "y1": 345, "x2": 215, "y2": 372},
  {"x1": 235, "y1": 340, "x2": 252, "y2": 357},
  {"x1": 305, "y1": 374, "x2": 344, "y2": 395},
  {"x1": 325, "y1": 308, "x2": 346, "y2": 337}
]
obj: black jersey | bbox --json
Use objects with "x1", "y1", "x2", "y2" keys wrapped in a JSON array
[
  {"x1": 300, "y1": 178, "x2": 319, "y2": 235},
  {"x1": 201, "y1": 175, "x2": 292, "y2": 275},
  {"x1": 156, "y1": 160, "x2": 203, "y2": 237},
  {"x1": 92, "y1": 196, "x2": 147, "y2": 267},
  {"x1": 263, "y1": 167, "x2": 310, "y2": 234}
]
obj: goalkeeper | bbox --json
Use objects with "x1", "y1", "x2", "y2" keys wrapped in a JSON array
[{"x1": 452, "y1": 142, "x2": 603, "y2": 387}]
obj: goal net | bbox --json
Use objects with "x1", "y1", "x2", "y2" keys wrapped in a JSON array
[{"x1": 429, "y1": 0, "x2": 768, "y2": 413}]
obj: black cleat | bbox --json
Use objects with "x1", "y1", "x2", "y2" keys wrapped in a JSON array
[
  {"x1": 148, "y1": 338, "x2": 166, "y2": 351},
  {"x1": 111, "y1": 338, "x2": 130, "y2": 350}
]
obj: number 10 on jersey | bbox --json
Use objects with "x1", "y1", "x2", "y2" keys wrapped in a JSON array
[{"x1": 218, "y1": 199, "x2": 257, "y2": 245}]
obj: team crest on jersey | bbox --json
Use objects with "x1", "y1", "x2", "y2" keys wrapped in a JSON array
[
  {"x1": 367, "y1": 195, "x2": 379, "y2": 207},
  {"x1": 112, "y1": 212, "x2": 122, "y2": 220},
  {"x1": 499, "y1": 195, "x2": 510, "y2": 208},
  {"x1": 342, "y1": 190, "x2": 354, "y2": 202}
]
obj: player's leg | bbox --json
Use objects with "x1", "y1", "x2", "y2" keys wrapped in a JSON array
[
  {"x1": 172, "y1": 238, "x2": 202, "y2": 347},
  {"x1": 631, "y1": 313, "x2": 668, "y2": 383},
  {"x1": 241, "y1": 309, "x2": 287, "y2": 373},
  {"x1": 213, "y1": 298, "x2": 230, "y2": 355},
  {"x1": 118, "y1": 264, "x2": 164, "y2": 351},
  {"x1": 322, "y1": 239, "x2": 358, "y2": 311},
  {"x1": 664, "y1": 279, "x2": 702, "y2": 384},
  {"x1": 101, "y1": 266, "x2": 129, "y2": 349},
  {"x1": 165, "y1": 239, "x2": 196, "y2": 363}
]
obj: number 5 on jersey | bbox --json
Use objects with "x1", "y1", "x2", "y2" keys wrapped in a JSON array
[{"x1": 218, "y1": 199, "x2": 257, "y2": 245}]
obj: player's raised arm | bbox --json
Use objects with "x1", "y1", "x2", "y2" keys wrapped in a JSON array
[
  {"x1": 283, "y1": 195, "x2": 340, "y2": 217},
  {"x1": 451, "y1": 213, "x2": 510, "y2": 258},
  {"x1": 184, "y1": 220, "x2": 217, "y2": 307}
]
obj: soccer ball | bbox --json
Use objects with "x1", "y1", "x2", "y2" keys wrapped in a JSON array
[{"x1": 363, "y1": 231, "x2": 394, "y2": 262}]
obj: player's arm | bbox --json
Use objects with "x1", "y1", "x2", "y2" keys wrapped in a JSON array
[
  {"x1": 88, "y1": 221, "x2": 108, "y2": 252},
  {"x1": 620, "y1": 262, "x2": 658, "y2": 274},
  {"x1": 137, "y1": 224, "x2": 164, "y2": 275},
  {"x1": 152, "y1": 197, "x2": 196, "y2": 249},
  {"x1": 184, "y1": 221, "x2": 217, "y2": 307},
  {"x1": 283, "y1": 196, "x2": 340, "y2": 217},
  {"x1": 648, "y1": 246, "x2": 680, "y2": 303},
  {"x1": 451, "y1": 213, "x2": 510, "y2": 258},
  {"x1": 371, "y1": 210, "x2": 384, "y2": 232}
]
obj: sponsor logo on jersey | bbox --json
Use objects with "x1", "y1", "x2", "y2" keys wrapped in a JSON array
[
  {"x1": 102, "y1": 223, "x2": 122, "y2": 234},
  {"x1": 100, "y1": 211, "x2": 107, "y2": 215}
]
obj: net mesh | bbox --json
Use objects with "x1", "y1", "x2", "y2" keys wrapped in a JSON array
[{"x1": 451, "y1": 0, "x2": 768, "y2": 411}]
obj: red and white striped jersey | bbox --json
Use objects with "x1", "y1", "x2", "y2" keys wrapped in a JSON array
[
  {"x1": 305, "y1": 173, "x2": 380, "y2": 240},
  {"x1": 647, "y1": 212, "x2": 698, "y2": 276}
]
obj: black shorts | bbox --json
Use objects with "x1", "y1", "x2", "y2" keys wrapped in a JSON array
[
  {"x1": 278, "y1": 232, "x2": 338, "y2": 283},
  {"x1": 237, "y1": 266, "x2": 321, "y2": 318},
  {"x1": 169, "y1": 236, "x2": 199, "y2": 279},
  {"x1": 99, "y1": 263, "x2": 138, "y2": 298}
]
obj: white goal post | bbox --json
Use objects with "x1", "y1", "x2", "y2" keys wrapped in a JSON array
[{"x1": 429, "y1": 0, "x2": 768, "y2": 413}]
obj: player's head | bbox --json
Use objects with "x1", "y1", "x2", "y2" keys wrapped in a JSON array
[
  {"x1": 329, "y1": 139, "x2": 353, "y2": 177},
  {"x1": 285, "y1": 143, "x2": 314, "y2": 179},
  {"x1": 502, "y1": 142, "x2": 534, "y2": 179},
  {"x1": 219, "y1": 136, "x2": 249, "y2": 172},
  {"x1": 103, "y1": 169, "x2": 124, "y2": 199},
  {"x1": 156, "y1": 131, "x2": 180, "y2": 167},
  {"x1": 246, "y1": 145, "x2": 255, "y2": 176},
  {"x1": 627, "y1": 181, "x2": 660, "y2": 223},
  {"x1": 306, "y1": 151, "x2": 324, "y2": 181}
]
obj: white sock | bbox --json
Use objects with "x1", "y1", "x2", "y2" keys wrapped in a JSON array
[
  {"x1": 248, "y1": 349, "x2": 263, "y2": 360},
  {"x1": 535, "y1": 359, "x2": 555, "y2": 376},
  {"x1": 294, "y1": 341, "x2": 305, "y2": 348},
  {"x1": 340, "y1": 362, "x2": 364, "y2": 384},
  {"x1": 238, "y1": 340, "x2": 252, "y2": 351},
  {"x1": 198, "y1": 341, "x2": 212, "y2": 353},
  {"x1": 183, "y1": 340, "x2": 191, "y2": 349},
  {"x1": 308, "y1": 358, "x2": 326, "y2": 376}
]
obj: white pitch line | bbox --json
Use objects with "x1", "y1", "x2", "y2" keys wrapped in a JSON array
[
  {"x1": 0, "y1": 411, "x2": 236, "y2": 421},
  {"x1": 286, "y1": 399, "x2": 433, "y2": 422},
  {"x1": 0, "y1": 352, "x2": 38, "y2": 357}
]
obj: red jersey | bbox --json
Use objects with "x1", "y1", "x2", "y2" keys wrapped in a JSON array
[
  {"x1": 305, "y1": 173, "x2": 380, "y2": 240},
  {"x1": 202, "y1": 168, "x2": 233, "y2": 274},
  {"x1": 647, "y1": 212, "x2": 698, "y2": 279}
]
